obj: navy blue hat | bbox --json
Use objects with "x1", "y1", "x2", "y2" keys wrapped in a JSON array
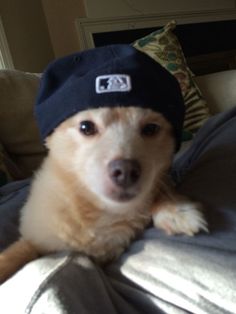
[{"x1": 35, "y1": 44, "x2": 185, "y2": 150}]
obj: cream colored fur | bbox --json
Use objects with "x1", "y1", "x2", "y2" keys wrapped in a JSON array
[{"x1": 0, "y1": 107, "x2": 207, "y2": 282}]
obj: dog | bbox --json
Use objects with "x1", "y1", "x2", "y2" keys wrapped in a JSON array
[{"x1": 0, "y1": 106, "x2": 207, "y2": 283}]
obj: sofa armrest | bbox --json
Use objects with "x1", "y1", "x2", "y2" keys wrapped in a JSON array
[{"x1": 195, "y1": 70, "x2": 236, "y2": 114}]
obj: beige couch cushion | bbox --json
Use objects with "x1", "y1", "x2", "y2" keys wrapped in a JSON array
[
  {"x1": 0, "y1": 70, "x2": 46, "y2": 178},
  {"x1": 195, "y1": 70, "x2": 236, "y2": 114}
]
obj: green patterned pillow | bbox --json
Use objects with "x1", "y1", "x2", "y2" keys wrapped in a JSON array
[{"x1": 133, "y1": 20, "x2": 210, "y2": 132}]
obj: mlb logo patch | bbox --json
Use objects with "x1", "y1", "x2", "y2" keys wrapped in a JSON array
[{"x1": 96, "y1": 74, "x2": 131, "y2": 94}]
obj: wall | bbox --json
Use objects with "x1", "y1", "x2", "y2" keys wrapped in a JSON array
[
  {"x1": 84, "y1": 0, "x2": 236, "y2": 18},
  {"x1": 0, "y1": 0, "x2": 54, "y2": 72},
  {"x1": 41, "y1": 0, "x2": 86, "y2": 58},
  {"x1": 1, "y1": 0, "x2": 235, "y2": 70},
  {"x1": 42, "y1": 0, "x2": 236, "y2": 58}
]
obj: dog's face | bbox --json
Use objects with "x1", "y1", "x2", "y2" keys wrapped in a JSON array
[{"x1": 46, "y1": 107, "x2": 175, "y2": 213}]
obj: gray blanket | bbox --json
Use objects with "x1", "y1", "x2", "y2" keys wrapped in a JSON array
[{"x1": 0, "y1": 107, "x2": 236, "y2": 314}]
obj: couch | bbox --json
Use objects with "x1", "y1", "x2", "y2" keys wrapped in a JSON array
[{"x1": 0, "y1": 68, "x2": 236, "y2": 313}]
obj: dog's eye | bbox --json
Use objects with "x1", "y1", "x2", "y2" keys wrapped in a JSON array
[
  {"x1": 79, "y1": 120, "x2": 98, "y2": 136},
  {"x1": 141, "y1": 123, "x2": 161, "y2": 137}
]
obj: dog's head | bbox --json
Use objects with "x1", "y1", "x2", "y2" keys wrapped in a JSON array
[{"x1": 46, "y1": 106, "x2": 175, "y2": 213}]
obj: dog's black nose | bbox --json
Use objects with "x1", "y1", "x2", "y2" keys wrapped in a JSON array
[{"x1": 108, "y1": 159, "x2": 141, "y2": 188}]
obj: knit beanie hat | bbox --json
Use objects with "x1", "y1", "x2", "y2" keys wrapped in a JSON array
[{"x1": 35, "y1": 44, "x2": 185, "y2": 150}]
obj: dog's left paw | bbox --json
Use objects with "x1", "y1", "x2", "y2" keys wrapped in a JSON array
[{"x1": 152, "y1": 200, "x2": 208, "y2": 236}]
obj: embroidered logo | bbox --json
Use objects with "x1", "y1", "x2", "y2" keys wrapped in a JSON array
[{"x1": 95, "y1": 74, "x2": 131, "y2": 94}]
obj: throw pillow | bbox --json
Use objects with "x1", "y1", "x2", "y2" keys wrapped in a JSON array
[{"x1": 133, "y1": 20, "x2": 210, "y2": 132}]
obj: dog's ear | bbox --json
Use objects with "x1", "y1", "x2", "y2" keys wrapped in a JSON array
[{"x1": 44, "y1": 135, "x2": 53, "y2": 149}]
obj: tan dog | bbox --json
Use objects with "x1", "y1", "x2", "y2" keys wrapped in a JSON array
[{"x1": 0, "y1": 106, "x2": 207, "y2": 282}]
